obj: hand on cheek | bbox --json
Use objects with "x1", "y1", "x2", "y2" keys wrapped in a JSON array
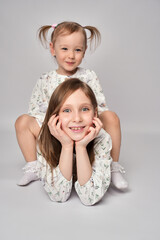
[
  {"x1": 48, "y1": 114, "x2": 73, "y2": 148},
  {"x1": 75, "y1": 117, "x2": 103, "y2": 148}
]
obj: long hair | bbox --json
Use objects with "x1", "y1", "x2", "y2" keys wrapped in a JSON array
[
  {"x1": 38, "y1": 21, "x2": 101, "y2": 50},
  {"x1": 38, "y1": 78, "x2": 98, "y2": 173}
]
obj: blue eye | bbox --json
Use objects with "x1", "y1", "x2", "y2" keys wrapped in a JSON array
[
  {"x1": 82, "y1": 107, "x2": 89, "y2": 112},
  {"x1": 63, "y1": 109, "x2": 70, "y2": 113},
  {"x1": 75, "y1": 49, "x2": 82, "y2": 52},
  {"x1": 62, "y1": 48, "x2": 68, "y2": 50}
]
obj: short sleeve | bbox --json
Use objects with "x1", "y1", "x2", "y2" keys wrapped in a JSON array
[
  {"x1": 88, "y1": 70, "x2": 109, "y2": 114},
  {"x1": 28, "y1": 75, "x2": 49, "y2": 125}
]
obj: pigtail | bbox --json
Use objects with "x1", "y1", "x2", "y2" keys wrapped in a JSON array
[
  {"x1": 83, "y1": 26, "x2": 101, "y2": 50},
  {"x1": 37, "y1": 22, "x2": 101, "y2": 51},
  {"x1": 38, "y1": 25, "x2": 52, "y2": 48}
]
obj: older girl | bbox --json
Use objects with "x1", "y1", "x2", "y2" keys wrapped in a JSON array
[{"x1": 37, "y1": 78, "x2": 112, "y2": 205}]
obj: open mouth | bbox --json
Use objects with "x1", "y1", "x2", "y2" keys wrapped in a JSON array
[{"x1": 69, "y1": 126, "x2": 85, "y2": 132}]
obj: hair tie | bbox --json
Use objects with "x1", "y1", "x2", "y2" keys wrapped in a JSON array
[{"x1": 52, "y1": 24, "x2": 58, "y2": 30}]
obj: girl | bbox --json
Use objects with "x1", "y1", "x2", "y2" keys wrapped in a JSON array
[
  {"x1": 15, "y1": 21, "x2": 128, "y2": 190},
  {"x1": 37, "y1": 78, "x2": 112, "y2": 205}
]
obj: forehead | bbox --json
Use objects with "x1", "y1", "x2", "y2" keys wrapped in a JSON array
[
  {"x1": 62, "y1": 89, "x2": 92, "y2": 106},
  {"x1": 56, "y1": 31, "x2": 85, "y2": 45}
]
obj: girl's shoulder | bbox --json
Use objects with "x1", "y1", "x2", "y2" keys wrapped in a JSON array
[
  {"x1": 38, "y1": 69, "x2": 57, "y2": 81},
  {"x1": 77, "y1": 67, "x2": 97, "y2": 78}
]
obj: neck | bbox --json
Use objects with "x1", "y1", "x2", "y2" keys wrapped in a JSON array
[{"x1": 56, "y1": 68, "x2": 78, "y2": 76}]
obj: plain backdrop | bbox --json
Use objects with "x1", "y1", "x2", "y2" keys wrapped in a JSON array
[
  {"x1": 0, "y1": 0, "x2": 160, "y2": 133},
  {"x1": 0, "y1": 1, "x2": 160, "y2": 240}
]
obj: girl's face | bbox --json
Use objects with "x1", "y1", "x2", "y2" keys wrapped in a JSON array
[
  {"x1": 59, "y1": 89, "x2": 96, "y2": 141},
  {"x1": 50, "y1": 31, "x2": 86, "y2": 76}
]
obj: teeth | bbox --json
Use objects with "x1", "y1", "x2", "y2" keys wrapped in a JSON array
[{"x1": 71, "y1": 127, "x2": 82, "y2": 130}]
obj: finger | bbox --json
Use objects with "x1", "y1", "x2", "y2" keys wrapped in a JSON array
[
  {"x1": 93, "y1": 117, "x2": 103, "y2": 127},
  {"x1": 87, "y1": 127, "x2": 96, "y2": 138},
  {"x1": 48, "y1": 115, "x2": 56, "y2": 127},
  {"x1": 48, "y1": 115, "x2": 59, "y2": 128},
  {"x1": 48, "y1": 116, "x2": 59, "y2": 136},
  {"x1": 92, "y1": 119, "x2": 102, "y2": 135},
  {"x1": 56, "y1": 119, "x2": 61, "y2": 129},
  {"x1": 56, "y1": 119, "x2": 63, "y2": 134},
  {"x1": 92, "y1": 119, "x2": 102, "y2": 130}
]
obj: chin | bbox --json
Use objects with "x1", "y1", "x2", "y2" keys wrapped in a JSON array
[
  {"x1": 69, "y1": 133, "x2": 86, "y2": 142},
  {"x1": 72, "y1": 137, "x2": 84, "y2": 141}
]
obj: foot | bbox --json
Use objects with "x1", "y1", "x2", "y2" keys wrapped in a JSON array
[
  {"x1": 17, "y1": 161, "x2": 39, "y2": 186},
  {"x1": 111, "y1": 162, "x2": 128, "y2": 190}
]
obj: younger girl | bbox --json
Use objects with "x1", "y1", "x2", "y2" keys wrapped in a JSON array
[
  {"x1": 37, "y1": 78, "x2": 112, "y2": 205},
  {"x1": 15, "y1": 21, "x2": 128, "y2": 190}
]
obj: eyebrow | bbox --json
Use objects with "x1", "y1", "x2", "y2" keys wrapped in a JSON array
[
  {"x1": 59, "y1": 45, "x2": 84, "y2": 48},
  {"x1": 62, "y1": 103, "x2": 92, "y2": 108}
]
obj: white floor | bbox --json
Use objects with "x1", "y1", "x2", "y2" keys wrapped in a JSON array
[{"x1": 0, "y1": 128, "x2": 160, "y2": 240}]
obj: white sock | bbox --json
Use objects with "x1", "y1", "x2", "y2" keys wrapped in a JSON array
[
  {"x1": 111, "y1": 162, "x2": 128, "y2": 190},
  {"x1": 17, "y1": 160, "x2": 39, "y2": 186}
]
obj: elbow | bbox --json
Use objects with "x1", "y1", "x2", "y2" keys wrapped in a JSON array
[
  {"x1": 49, "y1": 193, "x2": 71, "y2": 203},
  {"x1": 79, "y1": 190, "x2": 106, "y2": 206},
  {"x1": 80, "y1": 195, "x2": 103, "y2": 206},
  {"x1": 43, "y1": 182, "x2": 72, "y2": 203}
]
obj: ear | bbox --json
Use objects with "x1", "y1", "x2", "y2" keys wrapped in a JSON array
[{"x1": 50, "y1": 42, "x2": 55, "y2": 56}]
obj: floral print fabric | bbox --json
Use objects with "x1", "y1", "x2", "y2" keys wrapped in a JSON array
[
  {"x1": 37, "y1": 128, "x2": 112, "y2": 206},
  {"x1": 28, "y1": 68, "x2": 109, "y2": 126}
]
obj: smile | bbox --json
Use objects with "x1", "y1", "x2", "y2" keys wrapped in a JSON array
[
  {"x1": 70, "y1": 127, "x2": 84, "y2": 130},
  {"x1": 66, "y1": 62, "x2": 75, "y2": 65},
  {"x1": 69, "y1": 126, "x2": 85, "y2": 132}
]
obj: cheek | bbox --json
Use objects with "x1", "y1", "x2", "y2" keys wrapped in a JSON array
[
  {"x1": 85, "y1": 114, "x2": 94, "y2": 126},
  {"x1": 78, "y1": 54, "x2": 84, "y2": 61},
  {"x1": 59, "y1": 115, "x2": 69, "y2": 129}
]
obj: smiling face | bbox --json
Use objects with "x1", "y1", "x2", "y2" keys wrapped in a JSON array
[
  {"x1": 59, "y1": 89, "x2": 96, "y2": 141},
  {"x1": 50, "y1": 31, "x2": 86, "y2": 76}
]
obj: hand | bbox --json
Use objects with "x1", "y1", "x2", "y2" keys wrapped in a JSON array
[
  {"x1": 75, "y1": 117, "x2": 103, "y2": 148},
  {"x1": 48, "y1": 114, "x2": 73, "y2": 148}
]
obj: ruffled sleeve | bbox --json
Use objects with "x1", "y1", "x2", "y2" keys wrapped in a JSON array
[
  {"x1": 37, "y1": 152, "x2": 73, "y2": 203},
  {"x1": 74, "y1": 129, "x2": 112, "y2": 206},
  {"x1": 28, "y1": 74, "x2": 50, "y2": 126},
  {"x1": 86, "y1": 70, "x2": 109, "y2": 115}
]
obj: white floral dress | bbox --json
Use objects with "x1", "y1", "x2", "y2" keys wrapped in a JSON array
[
  {"x1": 28, "y1": 67, "x2": 111, "y2": 205},
  {"x1": 37, "y1": 128, "x2": 112, "y2": 206},
  {"x1": 28, "y1": 68, "x2": 109, "y2": 126}
]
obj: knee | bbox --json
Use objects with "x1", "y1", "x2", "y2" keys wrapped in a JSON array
[
  {"x1": 15, "y1": 114, "x2": 30, "y2": 132},
  {"x1": 103, "y1": 111, "x2": 120, "y2": 127},
  {"x1": 110, "y1": 112, "x2": 120, "y2": 126}
]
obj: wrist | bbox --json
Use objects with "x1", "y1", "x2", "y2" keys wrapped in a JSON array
[
  {"x1": 62, "y1": 143, "x2": 74, "y2": 150},
  {"x1": 75, "y1": 143, "x2": 87, "y2": 150}
]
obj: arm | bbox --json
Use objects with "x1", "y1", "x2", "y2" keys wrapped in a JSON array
[
  {"x1": 74, "y1": 129, "x2": 112, "y2": 206},
  {"x1": 75, "y1": 146, "x2": 92, "y2": 186},
  {"x1": 28, "y1": 74, "x2": 49, "y2": 124},
  {"x1": 87, "y1": 70, "x2": 109, "y2": 114},
  {"x1": 37, "y1": 115, "x2": 74, "y2": 202},
  {"x1": 36, "y1": 154, "x2": 73, "y2": 203}
]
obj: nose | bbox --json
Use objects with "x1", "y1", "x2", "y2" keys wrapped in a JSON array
[
  {"x1": 72, "y1": 111, "x2": 82, "y2": 122},
  {"x1": 68, "y1": 50, "x2": 75, "y2": 59}
]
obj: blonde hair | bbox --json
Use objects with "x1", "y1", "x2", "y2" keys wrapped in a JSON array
[
  {"x1": 38, "y1": 78, "x2": 98, "y2": 175},
  {"x1": 38, "y1": 21, "x2": 101, "y2": 51}
]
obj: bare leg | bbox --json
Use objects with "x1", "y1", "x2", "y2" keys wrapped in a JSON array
[
  {"x1": 15, "y1": 114, "x2": 41, "y2": 186},
  {"x1": 99, "y1": 111, "x2": 121, "y2": 162},
  {"x1": 15, "y1": 114, "x2": 40, "y2": 162}
]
